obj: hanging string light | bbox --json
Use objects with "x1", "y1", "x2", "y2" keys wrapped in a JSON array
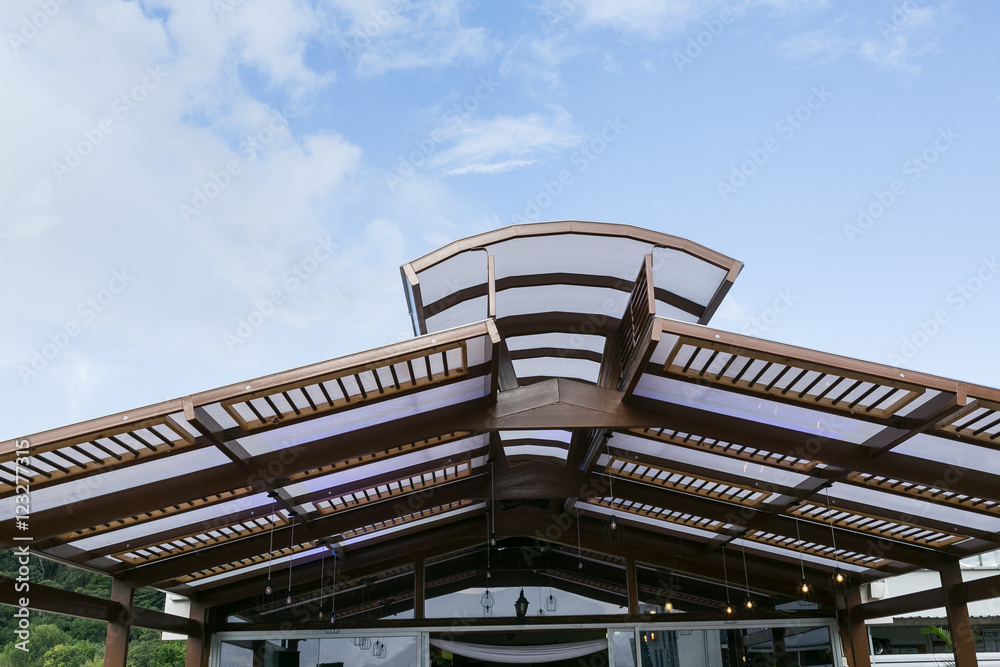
[
  {"x1": 795, "y1": 518, "x2": 810, "y2": 597},
  {"x1": 544, "y1": 572, "x2": 558, "y2": 612},
  {"x1": 722, "y1": 545, "x2": 734, "y2": 616},
  {"x1": 285, "y1": 516, "x2": 295, "y2": 605},
  {"x1": 317, "y1": 548, "x2": 326, "y2": 620},
  {"x1": 489, "y1": 458, "x2": 497, "y2": 547},
  {"x1": 482, "y1": 510, "x2": 495, "y2": 616},
  {"x1": 741, "y1": 538, "x2": 754, "y2": 610},
  {"x1": 826, "y1": 488, "x2": 847, "y2": 584},
  {"x1": 576, "y1": 505, "x2": 584, "y2": 569},
  {"x1": 264, "y1": 497, "x2": 276, "y2": 596},
  {"x1": 603, "y1": 432, "x2": 624, "y2": 545},
  {"x1": 329, "y1": 549, "x2": 339, "y2": 626}
]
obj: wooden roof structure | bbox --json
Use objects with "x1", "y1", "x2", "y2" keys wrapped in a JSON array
[{"x1": 3, "y1": 221, "x2": 999, "y2": 667}]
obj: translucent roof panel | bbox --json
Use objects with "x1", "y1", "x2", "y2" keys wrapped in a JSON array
[
  {"x1": 651, "y1": 247, "x2": 729, "y2": 307},
  {"x1": 0, "y1": 447, "x2": 232, "y2": 515},
  {"x1": 340, "y1": 501, "x2": 485, "y2": 547},
  {"x1": 279, "y1": 434, "x2": 489, "y2": 497},
  {"x1": 66, "y1": 493, "x2": 274, "y2": 551},
  {"x1": 504, "y1": 445, "x2": 568, "y2": 462},
  {"x1": 236, "y1": 376, "x2": 490, "y2": 456},
  {"x1": 655, "y1": 304, "x2": 699, "y2": 322},
  {"x1": 576, "y1": 498, "x2": 721, "y2": 542},
  {"x1": 417, "y1": 249, "x2": 489, "y2": 304},
  {"x1": 187, "y1": 546, "x2": 328, "y2": 588},
  {"x1": 424, "y1": 296, "x2": 489, "y2": 332},
  {"x1": 496, "y1": 285, "x2": 628, "y2": 319},
  {"x1": 512, "y1": 356, "x2": 600, "y2": 383},
  {"x1": 506, "y1": 332, "x2": 606, "y2": 355},
  {"x1": 827, "y1": 482, "x2": 1000, "y2": 533},
  {"x1": 633, "y1": 374, "x2": 884, "y2": 445},
  {"x1": 610, "y1": 431, "x2": 811, "y2": 488},
  {"x1": 488, "y1": 234, "x2": 653, "y2": 281},
  {"x1": 498, "y1": 430, "x2": 573, "y2": 445},
  {"x1": 730, "y1": 537, "x2": 871, "y2": 573},
  {"x1": 893, "y1": 432, "x2": 1000, "y2": 475}
]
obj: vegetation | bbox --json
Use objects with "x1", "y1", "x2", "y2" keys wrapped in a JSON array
[{"x1": 1, "y1": 551, "x2": 184, "y2": 667}]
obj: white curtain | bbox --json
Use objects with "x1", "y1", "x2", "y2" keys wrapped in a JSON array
[{"x1": 430, "y1": 638, "x2": 607, "y2": 664}]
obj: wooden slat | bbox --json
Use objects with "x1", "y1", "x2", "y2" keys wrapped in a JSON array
[
  {"x1": 607, "y1": 458, "x2": 772, "y2": 507},
  {"x1": 663, "y1": 338, "x2": 925, "y2": 419},
  {"x1": 222, "y1": 342, "x2": 468, "y2": 431}
]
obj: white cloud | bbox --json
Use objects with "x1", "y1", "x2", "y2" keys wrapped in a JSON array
[
  {"x1": 330, "y1": 0, "x2": 495, "y2": 75},
  {"x1": 777, "y1": 2, "x2": 954, "y2": 75},
  {"x1": 428, "y1": 107, "x2": 582, "y2": 175},
  {"x1": 566, "y1": 0, "x2": 828, "y2": 39}
]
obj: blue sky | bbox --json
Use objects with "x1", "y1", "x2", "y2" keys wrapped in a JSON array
[{"x1": 2, "y1": 0, "x2": 998, "y2": 441}]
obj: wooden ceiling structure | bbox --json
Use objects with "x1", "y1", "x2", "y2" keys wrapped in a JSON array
[{"x1": 2, "y1": 221, "x2": 999, "y2": 667}]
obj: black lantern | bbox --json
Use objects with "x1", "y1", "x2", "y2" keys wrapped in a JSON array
[{"x1": 514, "y1": 588, "x2": 530, "y2": 623}]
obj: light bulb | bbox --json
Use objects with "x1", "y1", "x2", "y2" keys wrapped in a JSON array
[
  {"x1": 264, "y1": 578, "x2": 273, "y2": 595},
  {"x1": 489, "y1": 532, "x2": 497, "y2": 547},
  {"x1": 834, "y1": 570, "x2": 846, "y2": 584},
  {"x1": 744, "y1": 598, "x2": 754, "y2": 610},
  {"x1": 285, "y1": 590, "x2": 292, "y2": 605},
  {"x1": 799, "y1": 579, "x2": 810, "y2": 595},
  {"x1": 726, "y1": 605, "x2": 734, "y2": 615},
  {"x1": 330, "y1": 612, "x2": 337, "y2": 624},
  {"x1": 577, "y1": 560, "x2": 583, "y2": 569},
  {"x1": 610, "y1": 516, "x2": 618, "y2": 531}
]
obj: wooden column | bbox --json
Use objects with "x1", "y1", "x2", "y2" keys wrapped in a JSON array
[
  {"x1": 844, "y1": 585, "x2": 872, "y2": 667},
  {"x1": 104, "y1": 579, "x2": 133, "y2": 667},
  {"x1": 772, "y1": 627, "x2": 789, "y2": 667},
  {"x1": 414, "y1": 559, "x2": 425, "y2": 620},
  {"x1": 251, "y1": 640, "x2": 266, "y2": 667},
  {"x1": 940, "y1": 561, "x2": 979, "y2": 667},
  {"x1": 185, "y1": 600, "x2": 206, "y2": 667},
  {"x1": 626, "y1": 557, "x2": 639, "y2": 615}
]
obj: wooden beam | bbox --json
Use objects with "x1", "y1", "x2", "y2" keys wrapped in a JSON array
[
  {"x1": 626, "y1": 557, "x2": 639, "y2": 615},
  {"x1": 104, "y1": 579, "x2": 132, "y2": 667},
  {"x1": 846, "y1": 586, "x2": 872, "y2": 667},
  {"x1": 185, "y1": 599, "x2": 206, "y2": 667},
  {"x1": 852, "y1": 587, "x2": 944, "y2": 620},
  {"x1": 940, "y1": 561, "x2": 979, "y2": 667},
  {"x1": 957, "y1": 572, "x2": 1000, "y2": 603},
  {"x1": 414, "y1": 559, "x2": 425, "y2": 620}
]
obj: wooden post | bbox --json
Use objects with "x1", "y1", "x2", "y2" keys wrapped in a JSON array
[
  {"x1": 626, "y1": 557, "x2": 639, "y2": 615},
  {"x1": 185, "y1": 599, "x2": 206, "y2": 667},
  {"x1": 772, "y1": 627, "x2": 789, "y2": 667},
  {"x1": 414, "y1": 559, "x2": 425, "y2": 620},
  {"x1": 845, "y1": 585, "x2": 872, "y2": 667},
  {"x1": 103, "y1": 579, "x2": 133, "y2": 667},
  {"x1": 940, "y1": 561, "x2": 979, "y2": 667}
]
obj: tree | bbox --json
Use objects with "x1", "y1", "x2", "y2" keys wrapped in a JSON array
[
  {"x1": 42, "y1": 641, "x2": 101, "y2": 667},
  {"x1": 921, "y1": 626, "x2": 955, "y2": 667}
]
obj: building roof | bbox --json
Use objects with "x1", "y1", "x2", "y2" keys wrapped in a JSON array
[{"x1": 4, "y1": 221, "x2": 1000, "y2": 623}]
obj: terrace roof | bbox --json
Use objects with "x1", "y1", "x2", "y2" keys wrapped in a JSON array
[{"x1": 4, "y1": 220, "x2": 999, "y2": 627}]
